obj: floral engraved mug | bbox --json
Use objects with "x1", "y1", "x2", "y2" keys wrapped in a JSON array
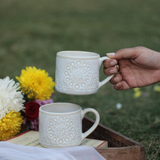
[
  {"x1": 39, "y1": 103, "x2": 100, "y2": 148},
  {"x1": 55, "y1": 51, "x2": 115, "y2": 95}
]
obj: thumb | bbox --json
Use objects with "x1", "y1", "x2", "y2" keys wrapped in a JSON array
[{"x1": 106, "y1": 47, "x2": 141, "y2": 59}]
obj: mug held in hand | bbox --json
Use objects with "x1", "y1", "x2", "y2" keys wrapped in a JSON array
[{"x1": 55, "y1": 51, "x2": 114, "y2": 95}]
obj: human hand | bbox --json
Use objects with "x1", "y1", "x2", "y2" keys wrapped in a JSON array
[{"x1": 103, "y1": 46, "x2": 160, "y2": 90}]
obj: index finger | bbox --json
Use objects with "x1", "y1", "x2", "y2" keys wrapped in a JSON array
[{"x1": 107, "y1": 47, "x2": 144, "y2": 59}]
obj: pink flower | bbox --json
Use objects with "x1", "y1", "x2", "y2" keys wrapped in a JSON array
[
  {"x1": 30, "y1": 117, "x2": 39, "y2": 131},
  {"x1": 35, "y1": 99, "x2": 53, "y2": 106}
]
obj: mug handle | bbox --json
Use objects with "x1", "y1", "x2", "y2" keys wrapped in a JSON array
[
  {"x1": 99, "y1": 53, "x2": 115, "y2": 88},
  {"x1": 81, "y1": 108, "x2": 100, "y2": 140}
]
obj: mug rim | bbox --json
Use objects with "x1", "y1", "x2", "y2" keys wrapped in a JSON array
[
  {"x1": 39, "y1": 102, "x2": 81, "y2": 115},
  {"x1": 57, "y1": 50, "x2": 99, "y2": 59}
]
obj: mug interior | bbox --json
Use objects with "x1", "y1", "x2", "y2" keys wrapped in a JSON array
[
  {"x1": 57, "y1": 51, "x2": 99, "y2": 59},
  {"x1": 40, "y1": 103, "x2": 81, "y2": 114}
]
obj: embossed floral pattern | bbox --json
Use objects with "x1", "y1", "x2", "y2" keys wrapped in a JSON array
[
  {"x1": 61, "y1": 60, "x2": 98, "y2": 91},
  {"x1": 39, "y1": 116, "x2": 81, "y2": 146}
]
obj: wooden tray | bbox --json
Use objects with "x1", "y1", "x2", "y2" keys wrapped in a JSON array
[{"x1": 83, "y1": 116, "x2": 145, "y2": 160}]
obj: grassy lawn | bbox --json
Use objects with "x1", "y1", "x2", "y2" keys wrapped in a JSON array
[{"x1": 0, "y1": 0, "x2": 160, "y2": 159}]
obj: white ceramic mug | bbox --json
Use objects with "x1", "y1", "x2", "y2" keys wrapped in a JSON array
[
  {"x1": 55, "y1": 51, "x2": 115, "y2": 95},
  {"x1": 39, "y1": 102, "x2": 100, "y2": 148}
]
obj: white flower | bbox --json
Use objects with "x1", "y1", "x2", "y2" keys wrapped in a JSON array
[
  {"x1": 0, "y1": 76, "x2": 24, "y2": 119},
  {"x1": 116, "y1": 103, "x2": 122, "y2": 109}
]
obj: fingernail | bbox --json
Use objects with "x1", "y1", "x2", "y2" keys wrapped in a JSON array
[
  {"x1": 106, "y1": 53, "x2": 115, "y2": 57},
  {"x1": 116, "y1": 83, "x2": 120, "y2": 87},
  {"x1": 110, "y1": 60, "x2": 116, "y2": 66},
  {"x1": 114, "y1": 77, "x2": 117, "y2": 82},
  {"x1": 110, "y1": 69, "x2": 115, "y2": 74}
]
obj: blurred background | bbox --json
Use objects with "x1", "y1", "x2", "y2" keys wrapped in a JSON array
[{"x1": 0, "y1": 0, "x2": 160, "y2": 159}]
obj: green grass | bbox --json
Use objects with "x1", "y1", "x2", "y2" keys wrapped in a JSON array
[{"x1": 0, "y1": 0, "x2": 160, "y2": 159}]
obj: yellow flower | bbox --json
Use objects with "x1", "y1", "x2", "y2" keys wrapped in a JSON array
[
  {"x1": 16, "y1": 66, "x2": 55, "y2": 100},
  {"x1": 133, "y1": 88, "x2": 142, "y2": 98},
  {"x1": 0, "y1": 110, "x2": 23, "y2": 141},
  {"x1": 153, "y1": 85, "x2": 160, "y2": 92},
  {"x1": 133, "y1": 88, "x2": 140, "y2": 91}
]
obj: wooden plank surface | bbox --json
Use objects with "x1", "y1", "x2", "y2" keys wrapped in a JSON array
[
  {"x1": 83, "y1": 116, "x2": 145, "y2": 160},
  {"x1": 96, "y1": 146, "x2": 141, "y2": 160}
]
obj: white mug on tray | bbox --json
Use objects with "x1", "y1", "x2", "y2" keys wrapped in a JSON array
[{"x1": 39, "y1": 102, "x2": 100, "y2": 148}]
